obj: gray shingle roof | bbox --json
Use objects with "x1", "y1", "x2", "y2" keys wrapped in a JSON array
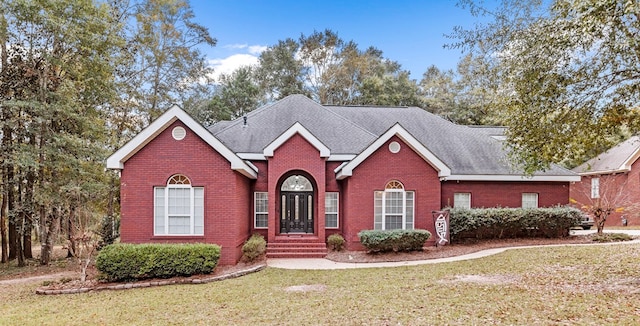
[
  {"x1": 209, "y1": 94, "x2": 576, "y2": 177},
  {"x1": 573, "y1": 135, "x2": 640, "y2": 174}
]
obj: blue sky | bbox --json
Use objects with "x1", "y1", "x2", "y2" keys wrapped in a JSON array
[{"x1": 189, "y1": 0, "x2": 484, "y2": 81}]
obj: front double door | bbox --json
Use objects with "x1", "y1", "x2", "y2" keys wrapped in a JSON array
[{"x1": 280, "y1": 192, "x2": 314, "y2": 233}]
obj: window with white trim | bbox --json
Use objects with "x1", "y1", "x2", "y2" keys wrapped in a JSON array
[
  {"x1": 522, "y1": 193, "x2": 539, "y2": 208},
  {"x1": 591, "y1": 178, "x2": 600, "y2": 198},
  {"x1": 374, "y1": 180, "x2": 414, "y2": 230},
  {"x1": 254, "y1": 192, "x2": 268, "y2": 228},
  {"x1": 154, "y1": 174, "x2": 203, "y2": 235},
  {"x1": 453, "y1": 193, "x2": 471, "y2": 209},
  {"x1": 325, "y1": 192, "x2": 339, "y2": 228}
]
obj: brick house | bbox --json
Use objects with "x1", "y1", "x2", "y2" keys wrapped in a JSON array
[
  {"x1": 107, "y1": 95, "x2": 579, "y2": 265},
  {"x1": 571, "y1": 136, "x2": 640, "y2": 226}
]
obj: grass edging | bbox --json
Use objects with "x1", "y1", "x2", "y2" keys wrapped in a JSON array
[{"x1": 35, "y1": 263, "x2": 266, "y2": 295}]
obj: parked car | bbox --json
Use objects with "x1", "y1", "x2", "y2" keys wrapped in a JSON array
[{"x1": 579, "y1": 215, "x2": 595, "y2": 230}]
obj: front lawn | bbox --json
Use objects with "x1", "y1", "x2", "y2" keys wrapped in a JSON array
[{"x1": 2, "y1": 243, "x2": 640, "y2": 325}]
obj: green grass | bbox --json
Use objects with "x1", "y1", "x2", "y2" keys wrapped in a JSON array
[{"x1": 2, "y1": 243, "x2": 640, "y2": 325}]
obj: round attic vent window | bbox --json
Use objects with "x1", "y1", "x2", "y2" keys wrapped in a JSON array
[
  {"x1": 172, "y1": 126, "x2": 186, "y2": 140},
  {"x1": 389, "y1": 141, "x2": 401, "y2": 153}
]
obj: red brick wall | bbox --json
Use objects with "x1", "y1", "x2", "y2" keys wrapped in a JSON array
[
  {"x1": 570, "y1": 159, "x2": 640, "y2": 226},
  {"x1": 442, "y1": 181, "x2": 571, "y2": 208},
  {"x1": 266, "y1": 133, "x2": 327, "y2": 242},
  {"x1": 120, "y1": 121, "x2": 250, "y2": 265},
  {"x1": 342, "y1": 136, "x2": 441, "y2": 250}
]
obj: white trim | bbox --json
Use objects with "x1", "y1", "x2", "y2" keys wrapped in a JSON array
[
  {"x1": 445, "y1": 174, "x2": 581, "y2": 182},
  {"x1": 244, "y1": 160, "x2": 259, "y2": 173},
  {"x1": 263, "y1": 122, "x2": 331, "y2": 157},
  {"x1": 328, "y1": 154, "x2": 356, "y2": 161},
  {"x1": 237, "y1": 153, "x2": 266, "y2": 160},
  {"x1": 578, "y1": 169, "x2": 629, "y2": 176},
  {"x1": 106, "y1": 105, "x2": 257, "y2": 179},
  {"x1": 238, "y1": 153, "x2": 355, "y2": 161},
  {"x1": 336, "y1": 124, "x2": 451, "y2": 180}
]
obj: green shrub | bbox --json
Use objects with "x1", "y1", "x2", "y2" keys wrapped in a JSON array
[
  {"x1": 241, "y1": 234, "x2": 266, "y2": 262},
  {"x1": 96, "y1": 243, "x2": 220, "y2": 282},
  {"x1": 327, "y1": 234, "x2": 345, "y2": 251},
  {"x1": 449, "y1": 206, "x2": 582, "y2": 242},
  {"x1": 591, "y1": 233, "x2": 634, "y2": 243},
  {"x1": 358, "y1": 229, "x2": 431, "y2": 253}
]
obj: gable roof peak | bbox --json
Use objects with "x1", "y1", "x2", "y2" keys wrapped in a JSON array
[{"x1": 106, "y1": 105, "x2": 257, "y2": 179}]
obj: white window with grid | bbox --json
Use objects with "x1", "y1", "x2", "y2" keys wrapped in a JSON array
[
  {"x1": 374, "y1": 180, "x2": 414, "y2": 230},
  {"x1": 522, "y1": 193, "x2": 539, "y2": 208},
  {"x1": 453, "y1": 193, "x2": 471, "y2": 209},
  {"x1": 254, "y1": 192, "x2": 268, "y2": 228},
  {"x1": 325, "y1": 192, "x2": 339, "y2": 228},
  {"x1": 591, "y1": 178, "x2": 600, "y2": 199},
  {"x1": 154, "y1": 174, "x2": 203, "y2": 235}
]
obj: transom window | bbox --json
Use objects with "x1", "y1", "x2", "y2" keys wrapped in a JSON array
[
  {"x1": 154, "y1": 174, "x2": 204, "y2": 235},
  {"x1": 374, "y1": 180, "x2": 414, "y2": 230},
  {"x1": 280, "y1": 175, "x2": 313, "y2": 191}
]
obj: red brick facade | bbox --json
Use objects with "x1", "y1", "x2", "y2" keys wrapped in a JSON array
[
  {"x1": 116, "y1": 118, "x2": 578, "y2": 265},
  {"x1": 442, "y1": 181, "x2": 571, "y2": 208},
  {"x1": 266, "y1": 133, "x2": 327, "y2": 242},
  {"x1": 570, "y1": 158, "x2": 640, "y2": 226},
  {"x1": 120, "y1": 121, "x2": 251, "y2": 265},
  {"x1": 341, "y1": 136, "x2": 441, "y2": 249}
]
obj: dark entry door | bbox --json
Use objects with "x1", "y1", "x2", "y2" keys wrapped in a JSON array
[{"x1": 280, "y1": 192, "x2": 314, "y2": 233}]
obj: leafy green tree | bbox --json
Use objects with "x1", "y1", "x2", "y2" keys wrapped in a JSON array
[
  {"x1": 197, "y1": 66, "x2": 261, "y2": 124},
  {"x1": 0, "y1": 0, "x2": 122, "y2": 265},
  {"x1": 255, "y1": 38, "x2": 310, "y2": 101},
  {"x1": 451, "y1": 0, "x2": 640, "y2": 173},
  {"x1": 420, "y1": 65, "x2": 457, "y2": 118},
  {"x1": 115, "y1": 0, "x2": 216, "y2": 125}
]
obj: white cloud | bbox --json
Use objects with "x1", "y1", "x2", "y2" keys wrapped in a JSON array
[
  {"x1": 248, "y1": 45, "x2": 267, "y2": 55},
  {"x1": 207, "y1": 44, "x2": 267, "y2": 82},
  {"x1": 224, "y1": 43, "x2": 249, "y2": 50},
  {"x1": 208, "y1": 53, "x2": 259, "y2": 82}
]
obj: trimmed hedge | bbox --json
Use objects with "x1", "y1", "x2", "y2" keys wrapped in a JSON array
[
  {"x1": 96, "y1": 243, "x2": 221, "y2": 282},
  {"x1": 449, "y1": 206, "x2": 582, "y2": 242},
  {"x1": 358, "y1": 229, "x2": 431, "y2": 252},
  {"x1": 327, "y1": 234, "x2": 345, "y2": 251},
  {"x1": 242, "y1": 234, "x2": 267, "y2": 262}
]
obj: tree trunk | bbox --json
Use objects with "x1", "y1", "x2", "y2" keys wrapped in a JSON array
[
  {"x1": 67, "y1": 207, "x2": 75, "y2": 258},
  {"x1": 40, "y1": 207, "x2": 60, "y2": 266},
  {"x1": 7, "y1": 164, "x2": 16, "y2": 260},
  {"x1": 1, "y1": 188, "x2": 7, "y2": 263}
]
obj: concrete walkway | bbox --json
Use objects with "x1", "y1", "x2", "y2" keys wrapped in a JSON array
[{"x1": 267, "y1": 230, "x2": 640, "y2": 270}]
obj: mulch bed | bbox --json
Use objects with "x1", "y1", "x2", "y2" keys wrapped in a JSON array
[{"x1": 325, "y1": 235, "x2": 596, "y2": 263}]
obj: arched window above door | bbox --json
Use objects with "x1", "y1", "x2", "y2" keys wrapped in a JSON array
[{"x1": 280, "y1": 175, "x2": 313, "y2": 191}]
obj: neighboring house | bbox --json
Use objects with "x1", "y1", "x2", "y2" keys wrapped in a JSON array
[
  {"x1": 107, "y1": 95, "x2": 579, "y2": 265},
  {"x1": 571, "y1": 136, "x2": 640, "y2": 226}
]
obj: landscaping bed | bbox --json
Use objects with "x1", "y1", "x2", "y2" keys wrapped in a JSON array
[{"x1": 326, "y1": 235, "x2": 596, "y2": 263}]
